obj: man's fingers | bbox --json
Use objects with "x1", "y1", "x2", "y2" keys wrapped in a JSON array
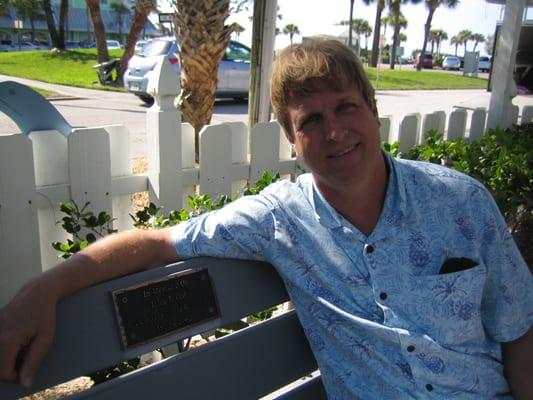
[
  {"x1": 0, "y1": 340, "x2": 20, "y2": 383},
  {"x1": 19, "y1": 333, "x2": 54, "y2": 388}
]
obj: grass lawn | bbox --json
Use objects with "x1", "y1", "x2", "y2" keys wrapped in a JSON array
[
  {"x1": 0, "y1": 49, "x2": 125, "y2": 91},
  {"x1": 0, "y1": 49, "x2": 488, "y2": 91}
]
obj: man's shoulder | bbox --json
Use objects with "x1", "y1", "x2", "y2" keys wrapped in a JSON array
[
  {"x1": 394, "y1": 157, "x2": 486, "y2": 191},
  {"x1": 259, "y1": 174, "x2": 314, "y2": 209}
]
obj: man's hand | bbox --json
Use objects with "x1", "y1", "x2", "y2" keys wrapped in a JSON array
[{"x1": 0, "y1": 281, "x2": 57, "y2": 388}]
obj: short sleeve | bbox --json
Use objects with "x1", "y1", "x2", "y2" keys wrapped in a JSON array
[
  {"x1": 477, "y1": 188, "x2": 533, "y2": 342},
  {"x1": 171, "y1": 194, "x2": 276, "y2": 262}
]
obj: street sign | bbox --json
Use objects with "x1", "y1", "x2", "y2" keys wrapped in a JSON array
[{"x1": 159, "y1": 13, "x2": 174, "y2": 24}]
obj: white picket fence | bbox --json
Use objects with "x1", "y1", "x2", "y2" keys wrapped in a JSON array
[{"x1": 1, "y1": 58, "x2": 532, "y2": 306}]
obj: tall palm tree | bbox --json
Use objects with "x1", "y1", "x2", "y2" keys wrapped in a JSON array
[
  {"x1": 368, "y1": 0, "x2": 385, "y2": 67},
  {"x1": 352, "y1": 19, "x2": 372, "y2": 53},
  {"x1": 428, "y1": 29, "x2": 438, "y2": 53},
  {"x1": 387, "y1": 0, "x2": 410, "y2": 70},
  {"x1": 86, "y1": 0, "x2": 109, "y2": 63},
  {"x1": 174, "y1": 0, "x2": 233, "y2": 156},
  {"x1": 458, "y1": 29, "x2": 472, "y2": 55},
  {"x1": 282, "y1": 23, "x2": 300, "y2": 45},
  {"x1": 41, "y1": 0, "x2": 68, "y2": 50},
  {"x1": 111, "y1": 1, "x2": 130, "y2": 43},
  {"x1": 432, "y1": 29, "x2": 447, "y2": 56},
  {"x1": 450, "y1": 34, "x2": 460, "y2": 56},
  {"x1": 116, "y1": 0, "x2": 156, "y2": 86},
  {"x1": 418, "y1": 0, "x2": 458, "y2": 70},
  {"x1": 471, "y1": 33, "x2": 484, "y2": 52}
]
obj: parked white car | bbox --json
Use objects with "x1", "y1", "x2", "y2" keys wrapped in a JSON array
[
  {"x1": 478, "y1": 56, "x2": 491, "y2": 72},
  {"x1": 123, "y1": 37, "x2": 251, "y2": 104},
  {"x1": 442, "y1": 56, "x2": 461, "y2": 71}
]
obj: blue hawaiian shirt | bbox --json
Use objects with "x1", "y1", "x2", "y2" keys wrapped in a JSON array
[{"x1": 171, "y1": 154, "x2": 532, "y2": 399}]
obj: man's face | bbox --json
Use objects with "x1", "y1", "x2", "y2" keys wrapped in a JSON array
[{"x1": 286, "y1": 81, "x2": 382, "y2": 194}]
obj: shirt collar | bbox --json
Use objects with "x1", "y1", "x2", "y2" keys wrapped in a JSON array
[{"x1": 306, "y1": 152, "x2": 407, "y2": 233}]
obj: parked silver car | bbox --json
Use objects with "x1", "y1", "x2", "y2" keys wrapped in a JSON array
[
  {"x1": 442, "y1": 56, "x2": 461, "y2": 70},
  {"x1": 123, "y1": 37, "x2": 251, "y2": 104}
]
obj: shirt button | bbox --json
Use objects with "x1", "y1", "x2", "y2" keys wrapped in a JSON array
[
  {"x1": 406, "y1": 345, "x2": 415, "y2": 352},
  {"x1": 365, "y1": 244, "x2": 374, "y2": 254},
  {"x1": 379, "y1": 292, "x2": 388, "y2": 300},
  {"x1": 426, "y1": 384, "x2": 434, "y2": 392}
]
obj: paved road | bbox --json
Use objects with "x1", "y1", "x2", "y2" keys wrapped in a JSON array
[{"x1": 1, "y1": 74, "x2": 531, "y2": 159}]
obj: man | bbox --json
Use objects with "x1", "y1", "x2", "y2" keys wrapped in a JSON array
[{"x1": 0, "y1": 39, "x2": 531, "y2": 399}]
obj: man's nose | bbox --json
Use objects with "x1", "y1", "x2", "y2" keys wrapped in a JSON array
[{"x1": 324, "y1": 118, "x2": 346, "y2": 141}]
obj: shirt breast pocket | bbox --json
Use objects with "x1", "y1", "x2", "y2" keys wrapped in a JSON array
[{"x1": 407, "y1": 264, "x2": 487, "y2": 346}]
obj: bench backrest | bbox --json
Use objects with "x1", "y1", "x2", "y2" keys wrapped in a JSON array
[{"x1": 0, "y1": 257, "x2": 325, "y2": 399}]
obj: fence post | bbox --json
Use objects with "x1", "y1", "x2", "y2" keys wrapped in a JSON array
[
  {"x1": 199, "y1": 124, "x2": 233, "y2": 197},
  {"x1": 29, "y1": 131, "x2": 69, "y2": 271},
  {"x1": 0, "y1": 135, "x2": 41, "y2": 307},
  {"x1": 421, "y1": 111, "x2": 446, "y2": 143},
  {"x1": 398, "y1": 113, "x2": 420, "y2": 153},
  {"x1": 68, "y1": 127, "x2": 113, "y2": 226},
  {"x1": 378, "y1": 116, "x2": 392, "y2": 143},
  {"x1": 446, "y1": 109, "x2": 467, "y2": 140},
  {"x1": 250, "y1": 121, "x2": 287, "y2": 181},
  {"x1": 522, "y1": 105, "x2": 533, "y2": 124},
  {"x1": 469, "y1": 108, "x2": 487, "y2": 141},
  {"x1": 146, "y1": 58, "x2": 183, "y2": 212}
]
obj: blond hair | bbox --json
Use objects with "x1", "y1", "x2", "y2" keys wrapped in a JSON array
[{"x1": 270, "y1": 39, "x2": 375, "y2": 137}]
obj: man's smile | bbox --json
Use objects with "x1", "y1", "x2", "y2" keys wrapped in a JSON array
[{"x1": 327, "y1": 143, "x2": 359, "y2": 158}]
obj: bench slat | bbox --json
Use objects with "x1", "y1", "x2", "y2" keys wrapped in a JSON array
[{"x1": 68, "y1": 311, "x2": 322, "y2": 399}]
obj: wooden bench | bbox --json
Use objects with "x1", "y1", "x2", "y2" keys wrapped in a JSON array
[{"x1": 0, "y1": 257, "x2": 326, "y2": 399}]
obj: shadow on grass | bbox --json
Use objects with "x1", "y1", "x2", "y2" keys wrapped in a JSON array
[{"x1": 42, "y1": 50, "x2": 98, "y2": 63}]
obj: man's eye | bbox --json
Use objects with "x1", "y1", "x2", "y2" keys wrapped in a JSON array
[
  {"x1": 338, "y1": 103, "x2": 358, "y2": 113},
  {"x1": 300, "y1": 114, "x2": 321, "y2": 129}
]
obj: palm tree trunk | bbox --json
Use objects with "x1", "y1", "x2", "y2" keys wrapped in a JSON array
[
  {"x1": 86, "y1": 0, "x2": 109, "y2": 63},
  {"x1": 418, "y1": 6, "x2": 435, "y2": 71},
  {"x1": 117, "y1": 1, "x2": 154, "y2": 86},
  {"x1": 42, "y1": 0, "x2": 59, "y2": 47},
  {"x1": 348, "y1": 0, "x2": 354, "y2": 49},
  {"x1": 57, "y1": 0, "x2": 68, "y2": 49},
  {"x1": 370, "y1": 0, "x2": 384, "y2": 67},
  {"x1": 175, "y1": 0, "x2": 232, "y2": 158}
]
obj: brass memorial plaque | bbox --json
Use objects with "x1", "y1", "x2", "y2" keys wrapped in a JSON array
[{"x1": 111, "y1": 268, "x2": 219, "y2": 348}]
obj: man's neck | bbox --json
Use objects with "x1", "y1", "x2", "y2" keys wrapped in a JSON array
[{"x1": 315, "y1": 155, "x2": 389, "y2": 236}]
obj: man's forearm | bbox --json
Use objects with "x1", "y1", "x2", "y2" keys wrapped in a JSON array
[
  {"x1": 503, "y1": 328, "x2": 533, "y2": 399},
  {"x1": 36, "y1": 227, "x2": 180, "y2": 302}
]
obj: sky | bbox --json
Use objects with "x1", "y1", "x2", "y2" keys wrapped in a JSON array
[{"x1": 224, "y1": 0, "x2": 509, "y2": 57}]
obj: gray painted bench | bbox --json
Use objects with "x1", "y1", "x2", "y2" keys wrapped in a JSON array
[{"x1": 0, "y1": 257, "x2": 326, "y2": 399}]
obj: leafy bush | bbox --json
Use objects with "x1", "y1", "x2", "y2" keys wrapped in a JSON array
[{"x1": 387, "y1": 124, "x2": 533, "y2": 267}]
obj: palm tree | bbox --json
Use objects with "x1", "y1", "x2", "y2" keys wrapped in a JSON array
[
  {"x1": 450, "y1": 34, "x2": 460, "y2": 56},
  {"x1": 174, "y1": 0, "x2": 233, "y2": 156},
  {"x1": 432, "y1": 29, "x2": 447, "y2": 56},
  {"x1": 428, "y1": 29, "x2": 438, "y2": 53},
  {"x1": 458, "y1": 29, "x2": 472, "y2": 55},
  {"x1": 282, "y1": 23, "x2": 300, "y2": 45},
  {"x1": 86, "y1": 0, "x2": 109, "y2": 63},
  {"x1": 41, "y1": 0, "x2": 68, "y2": 50},
  {"x1": 366, "y1": 0, "x2": 384, "y2": 67},
  {"x1": 111, "y1": 1, "x2": 130, "y2": 43},
  {"x1": 471, "y1": 33, "x2": 484, "y2": 52},
  {"x1": 354, "y1": 19, "x2": 373, "y2": 54},
  {"x1": 116, "y1": 0, "x2": 156, "y2": 86},
  {"x1": 387, "y1": 0, "x2": 410, "y2": 70},
  {"x1": 229, "y1": 22, "x2": 245, "y2": 40},
  {"x1": 418, "y1": 0, "x2": 458, "y2": 70}
]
